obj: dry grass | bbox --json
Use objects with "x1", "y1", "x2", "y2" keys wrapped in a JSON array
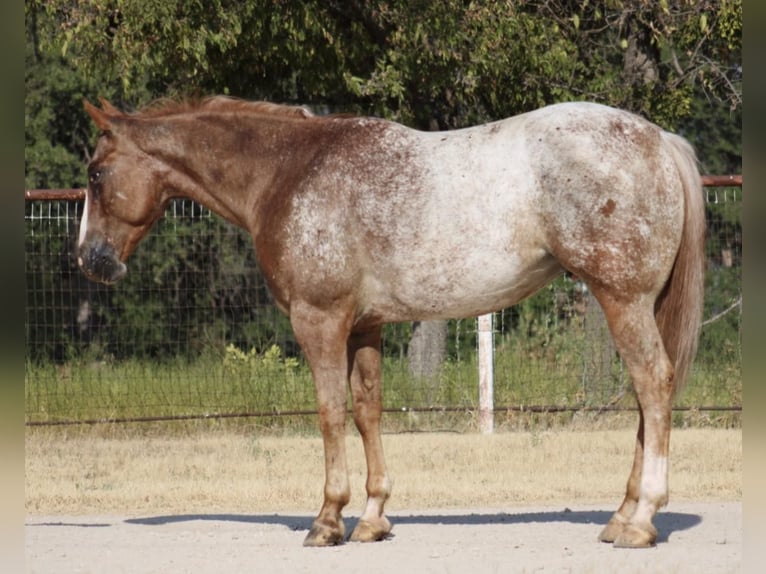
[{"x1": 25, "y1": 426, "x2": 741, "y2": 516}]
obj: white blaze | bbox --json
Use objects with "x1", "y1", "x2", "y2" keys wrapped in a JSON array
[{"x1": 77, "y1": 193, "x2": 89, "y2": 267}]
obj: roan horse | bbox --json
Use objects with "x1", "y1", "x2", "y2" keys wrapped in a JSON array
[{"x1": 79, "y1": 97, "x2": 705, "y2": 548}]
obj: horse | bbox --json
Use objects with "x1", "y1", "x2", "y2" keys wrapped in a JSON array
[{"x1": 79, "y1": 96, "x2": 705, "y2": 548}]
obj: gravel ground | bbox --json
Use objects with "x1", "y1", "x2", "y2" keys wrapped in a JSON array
[{"x1": 26, "y1": 501, "x2": 741, "y2": 574}]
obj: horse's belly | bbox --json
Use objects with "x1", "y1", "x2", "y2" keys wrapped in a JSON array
[{"x1": 361, "y1": 250, "x2": 562, "y2": 323}]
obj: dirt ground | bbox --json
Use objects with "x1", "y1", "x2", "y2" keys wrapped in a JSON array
[
  {"x1": 25, "y1": 428, "x2": 742, "y2": 572},
  {"x1": 26, "y1": 501, "x2": 741, "y2": 574}
]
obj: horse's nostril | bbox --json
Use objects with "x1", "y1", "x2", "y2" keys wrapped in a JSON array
[{"x1": 78, "y1": 242, "x2": 127, "y2": 284}]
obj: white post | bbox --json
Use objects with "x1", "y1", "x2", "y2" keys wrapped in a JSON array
[{"x1": 477, "y1": 313, "x2": 494, "y2": 434}]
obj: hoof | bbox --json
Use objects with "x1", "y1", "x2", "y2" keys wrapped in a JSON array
[
  {"x1": 303, "y1": 519, "x2": 346, "y2": 547},
  {"x1": 598, "y1": 514, "x2": 628, "y2": 543},
  {"x1": 613, "y1": 522, "x2": 658, "y2": 549},
  {"x1": 350, "y1": 516, "x2": 392, "y2": 543}
]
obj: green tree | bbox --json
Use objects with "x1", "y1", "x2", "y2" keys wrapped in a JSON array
[
  {"x1": 32, "y1": 1, "x2": 741, "y2": 127},
  {"x1": 26, "y1": 4, "x2": 93, "y2": 189}
]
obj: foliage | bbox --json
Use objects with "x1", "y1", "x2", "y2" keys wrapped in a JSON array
[
  {"x1": 24, "y1": 201, "x2": 81, "y2": 361},
  {"x1": 29, "y1": 1, "x2": 741, "y2": 128},
  {"x1": 223, "y1": 343, "x2": 300, "y2": 380},
  {"x1": 26, "y1": 8, "x2": 97, "y2": 189},
  {"x1": 680, "y1": 95, "x2": 741, "y2": 174},
  {"x1": 697, "y1": 193, "x2": 741, "y2": 383}
]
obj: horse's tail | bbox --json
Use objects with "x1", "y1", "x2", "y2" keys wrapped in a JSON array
[{"x1": 656, "y1": 132, "x2": 707, "y2": 395}]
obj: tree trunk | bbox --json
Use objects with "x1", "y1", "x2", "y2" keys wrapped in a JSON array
[
  {"x1": 408, "y1": 320, "x2": 447, "y2": 381},
  {"x1": 623, "y1": 16, "x2": 660, "y2": 86},
  {"x1": 582, "y1": 290, "x2": 618, "y2": 404}
]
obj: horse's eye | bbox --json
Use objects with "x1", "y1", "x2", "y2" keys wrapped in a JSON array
[{"x1": 89, "y1": 170, "x2": 102, "y2": 185}]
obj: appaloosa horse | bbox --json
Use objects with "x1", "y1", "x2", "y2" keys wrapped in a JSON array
[{"x1": 79, "y1": 96, "x2": 705, "y2": 548}]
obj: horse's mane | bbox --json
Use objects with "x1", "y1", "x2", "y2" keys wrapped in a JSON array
[{"x1": 131, "y1": 96, "x2": 315, "y2": 120}]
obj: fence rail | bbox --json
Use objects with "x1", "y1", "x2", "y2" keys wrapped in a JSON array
[{"x1": 24, "y1": 177, "x2": 742, "y2": 428}]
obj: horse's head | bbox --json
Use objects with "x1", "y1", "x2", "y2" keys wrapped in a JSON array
[{"x1": 78, "y1": 99, "x2": 169, "y2": 284}]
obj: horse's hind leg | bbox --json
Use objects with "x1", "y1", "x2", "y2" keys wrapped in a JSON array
[
  {"x1": 595, "y1": 293, "x2": 675, "y2": 548},
  {"x1": 290, "y1": 302, "x2": 354, "y2": 547},
  {"x1": 347, "y1": 327, "x2": 392, "y2": 542}
]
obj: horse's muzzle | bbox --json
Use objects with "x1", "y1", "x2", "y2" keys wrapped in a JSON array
[{"x1": 77, "y1": 241, "x2": 128, "y2": 284}]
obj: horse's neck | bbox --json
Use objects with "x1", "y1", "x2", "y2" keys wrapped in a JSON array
[{"x1": 154, "y1": 114, "x2": 309, "y2": 230}]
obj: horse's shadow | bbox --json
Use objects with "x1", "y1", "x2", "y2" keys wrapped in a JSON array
[{"x1": 125, "y1": 509, "x2": 702, "y2": 544}]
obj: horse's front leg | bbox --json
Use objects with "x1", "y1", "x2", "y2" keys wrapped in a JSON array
[
  {"x1": 291, "y1": 303, "x2": 353, "y2": 547},
  {"x1": 347, "y1": 327, "x2": 392, "y2": 542}
]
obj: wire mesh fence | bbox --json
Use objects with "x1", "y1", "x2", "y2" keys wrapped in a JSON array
[{"x1": 24, "y1": 183, "x2": 742, "y2": 427}]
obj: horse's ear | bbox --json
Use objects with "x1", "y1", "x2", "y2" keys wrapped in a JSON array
[
  {"x1": 83, "y1": 98, "x2": 113, "y2": 132},
  {"x1": 98, "y1": 98, "x2": 121, "y2": 115}
]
